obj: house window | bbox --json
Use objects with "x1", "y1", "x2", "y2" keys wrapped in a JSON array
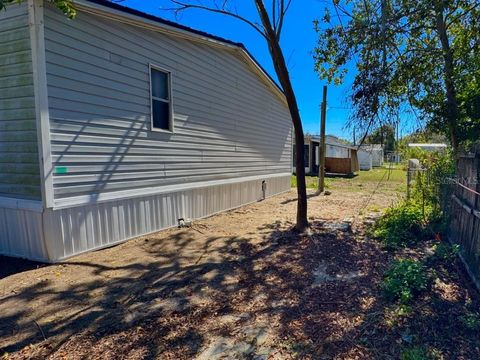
[
  {"x1": 304, "y1": 144, "x2": 310, "y2": 167},
  {"x1": 150, "y1": 65, "x2": 172, "y2": 131}
]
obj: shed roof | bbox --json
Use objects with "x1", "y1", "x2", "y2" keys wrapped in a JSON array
[
  {"x1": 358, "y1": 144, "x2": 384, "y2": 151},
  {"x1": 76, "y1": 0, "x2": 286, "y2": 103},
  {"x1": 306, "y1": 135, "x2": 357, "y2": 150}
]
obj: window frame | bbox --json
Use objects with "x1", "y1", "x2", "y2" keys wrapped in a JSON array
[{"x1": 149, "y1": 63, "x2": 174, "y2": 133}]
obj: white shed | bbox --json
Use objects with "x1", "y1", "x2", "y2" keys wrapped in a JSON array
[
  {"x1": 357, "y1": 144, "x2": 384, "y2": 170},
  {"x1": 0, "y1": 0, "x2": 293, "y2": 262},
  {"x1": 357, "y1": 149, "x2": 373, "y2": 170}
]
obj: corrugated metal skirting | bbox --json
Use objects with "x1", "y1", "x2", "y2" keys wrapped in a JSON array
[
  {"x1": 0, "y1": 207, "x2": 47, "y2": 261},
  {"x1": 42, "y1": 175, "x2": 290, "y2": 261}
]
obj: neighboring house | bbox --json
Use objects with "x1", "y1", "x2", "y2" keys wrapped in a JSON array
[
  {"x1": 293, "y1": 135, "x2": 359, "y2": 176},
  {"x1": 357, "y1": 144, "x2": 384, "y2": 170},
  {"x1": 0, "y1": 0, "x2": 293, "y2": 262}
]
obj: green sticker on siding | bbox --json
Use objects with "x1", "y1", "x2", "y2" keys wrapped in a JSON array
[{"x1": 55, "y1": 167, "x2": 68, "y2": 174}]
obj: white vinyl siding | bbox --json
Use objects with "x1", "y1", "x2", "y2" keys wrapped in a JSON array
[
  {"x1": 0, "y1": 2, "x2": 41, "y2": 200},
  {"x1": 43, "y1": 3, "x2": 292, "y2": 200}
]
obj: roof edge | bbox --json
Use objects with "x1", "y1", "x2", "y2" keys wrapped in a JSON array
[{"x1": 73, "y1": 0, "x2": 286, "y2": 104}]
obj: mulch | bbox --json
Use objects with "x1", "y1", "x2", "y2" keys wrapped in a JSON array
[{"x1": 5, "y1": 219, "x2": 480, "y2": 359}]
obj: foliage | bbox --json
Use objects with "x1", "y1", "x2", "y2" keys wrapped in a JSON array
[
  {"x1": 313, "y1": 0, "x2": 480, "y2": 151},
  {"x1": 382, "y1": 259, "x2": 429, "y2": 303},
  {"x1": 379, "y1": 149, "x2": 454, "y2": 240},
  {"x1": 408, "y1": 149, "x2": 454, "y2": 231},
  {"x1": 397, "y1": 130, "x2": 448, "y2": 154},
  {"x1": 373, "y1": 201, "x2": 425, "y2": 248},
  {"x1": 400, "y1": 346, "x2": 429, "y2": 360},
  {"x1": 459, "y1": 311, "x2": 480, "y2": 330},
  {"x1": 0, "y1": 0, "x2": 76, "y2": 18},
  {"x1": 365, "y1": 124, "x2": 396, "y2": 152},
  {"x1": 432, "y1": 243, "x2": 460, "y2": 262}
]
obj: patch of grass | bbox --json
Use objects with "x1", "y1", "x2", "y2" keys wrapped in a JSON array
[
  {"x1": 328, "y1": 166, "x2": 407, "y2": 195},
  {"x1": 373, "y1": 201, "x2": 425, "y2": 248},
  {"x1": 367, "y1": 204, "x2": 381, "y2": 212},
  {"x1": 292, "y1": 166, "x2": 406, "y2": 194},
  {"x1": 382, "y1": 259, "x2": 429, "y2": 304},
  {"x1": 400, "y1": 346, "x2": 429, "y2": 360},
  {"x1": 355, "y1": 167, "x2": 406, "y2": 183},
  {"x1": 290, "y1": 175, "x2": 331, "y2": 190}
]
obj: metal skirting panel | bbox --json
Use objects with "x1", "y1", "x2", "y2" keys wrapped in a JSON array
[
  {"x1": 0, "y1": 207, "x2": 47, "y2": 261},
  {"x1": 42, "y1": 175, "x2": 290, "y2": 262}
]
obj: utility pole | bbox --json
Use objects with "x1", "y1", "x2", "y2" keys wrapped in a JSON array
[{"x1": 318, "y1": 86, "x2": 327, "y2": 194}]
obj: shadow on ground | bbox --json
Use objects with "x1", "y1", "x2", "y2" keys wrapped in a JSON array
[
  {"x1": 0, "y1": 256, "x2": 46, "y2": 279},
  {"x1": 0, "y1": 217, "x2": 479, "y2": 359}
]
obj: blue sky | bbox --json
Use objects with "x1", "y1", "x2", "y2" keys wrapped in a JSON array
[{"x1": 121, "y1": 0, "x2": 415, "y2": 141}]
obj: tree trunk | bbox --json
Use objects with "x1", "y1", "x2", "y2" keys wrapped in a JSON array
[
  {"x1": 434, "y1": 2, "x2": 459, "y2": 153},
  {"x1": 254, "y1": 0, "x2": 308, "y2": 231}
]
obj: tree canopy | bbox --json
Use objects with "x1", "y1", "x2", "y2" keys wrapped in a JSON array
[
  {"x1": 0, "y1": 0, "x2": 76, "y2": 18},
  {"x1": 365, "y1": 124, "x2": 396, "y2": 152},
  {"x1": 314, "y1": 0, "x2": 480, "y2": 152}
]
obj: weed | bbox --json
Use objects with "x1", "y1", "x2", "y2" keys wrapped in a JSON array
[
  {"x1": 382, "y1": 259, "x2": 429, "y2": 303},
  {"x1": 432, "y1": 243, "x2": 460, "y2": 262},
  {"x1": 400, "y1": 346, "x2": 428, "y2": 360},
  {"x1": 394, "y1": 304, "x2": 413, "y2": 316},
  {"x1": 460, "y1": 312, "x2": 480, "y2": 330},
  {"x1": 384, "y1": 304, "x2": 413, "y2": 327},
  {"x1": 373, "y1": 202, "x2": 425, "y2": 248}
]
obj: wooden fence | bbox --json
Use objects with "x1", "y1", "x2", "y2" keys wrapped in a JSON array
[{"x1": 447, "y1": 149, "x2": 480, "y2": 289}]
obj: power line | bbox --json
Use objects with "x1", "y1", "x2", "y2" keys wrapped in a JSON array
[{"x1": 328, "y1": 106, "x2": 354, "y2": 110}]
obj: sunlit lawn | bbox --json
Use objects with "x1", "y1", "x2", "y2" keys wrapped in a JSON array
[{"x1": 291, "y1": 164, "x2": 406, "y2": 192}]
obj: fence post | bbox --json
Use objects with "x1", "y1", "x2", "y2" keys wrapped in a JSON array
[
  {"x1": 407, "y1": 159, "x2": 421, "y2": 200},
  {"x1": 407, "y1": 168, "x2": 411, "y2": 200},
  {"x1": 471, "y1": 151, "x2": 480, "y2": 263}
]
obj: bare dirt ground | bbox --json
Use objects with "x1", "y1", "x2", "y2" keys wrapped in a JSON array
[{"x1": 1, "y1": 173, "x2": 479, "y2": 359}]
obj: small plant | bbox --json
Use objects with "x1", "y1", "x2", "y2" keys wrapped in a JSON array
[
  {"x1": 384, "y1": 304, "x2": 413, "y2": 327},
  {"x1": 394, "y1": 304, "x2": 413, "y2": 316},
  {"x1": 460, "y1": 312, "x2": 480, "y2": 330},
  {"x1": 382, "y1": 259, "x2": 429, "y2": 303},
  {"x1": 433, "y1": 243, "x2": 460, "y2": 261},
  {"x1": 400, "y1": 346, "x2": 428, "y2": 360},
  {"x1": 373, "y1": 202, "x2": 425, "y2": 248}
]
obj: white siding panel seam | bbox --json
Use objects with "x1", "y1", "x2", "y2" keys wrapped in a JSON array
[
  {"x1": 53, "y1": 172, "x2": 291, "y2": 209},
  {"x1": 29, "y1": 0, "x2": 54, "y2": 207}
]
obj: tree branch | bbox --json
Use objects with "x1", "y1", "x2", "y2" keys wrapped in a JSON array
[
  {"x1": 168, "y1": 0, "x2": 267, "y2": 39},
  {"x1": 276, "y1": 0, "x2": 292, "y2": 40}
]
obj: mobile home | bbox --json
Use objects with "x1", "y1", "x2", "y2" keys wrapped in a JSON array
[
  {"x1": 0, "y1": 0, "x2": 292, "y2": 262},
  {"x1": 293, "y1": 135, "x2": 359, "y2": 176}
]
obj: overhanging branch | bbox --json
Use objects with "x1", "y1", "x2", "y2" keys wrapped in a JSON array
[{"x1": 168, "y1": 0, "x2": 267, "y2": 39}]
